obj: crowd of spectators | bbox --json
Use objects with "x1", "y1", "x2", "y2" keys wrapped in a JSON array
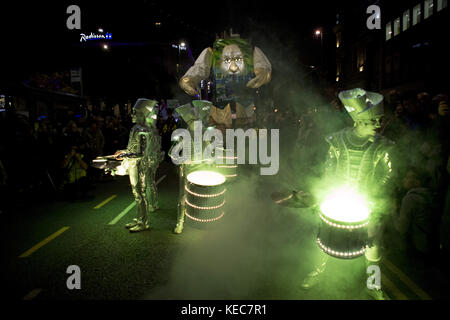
[
  {"x1": 0, "y1": 98, "x2": 179, "y2": 208},
  {"x1": 381, "y1": 90, "x2": 450, "y2": 263},
  {"x1": 1, "y1": 90, "x2": 448, "y2": 262}
]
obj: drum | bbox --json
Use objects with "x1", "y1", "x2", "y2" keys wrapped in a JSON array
[
  {"x1": 316, "y1": 186, "x2": 370, "y2": 259},
  {"x1": 317, "y1": 212, "x2": 369, "y2": 259},
  {"x1": 184, "y1": 170, "x2": 227, "y2": 224},
  {"x1": 214, "y1": 147, "x2": 238, "y2": 180}
]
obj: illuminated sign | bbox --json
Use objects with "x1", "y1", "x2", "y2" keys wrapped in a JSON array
[
  {"x1": 172, "y1": 44, "x2": 187, "y2": 51},
  {"x1": 80, "y1": 32, "x2": 112, "y2": 42}
]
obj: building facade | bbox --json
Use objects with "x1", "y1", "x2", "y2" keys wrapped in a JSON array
[{"x1": 333, "y1": 0, "x2": 448, "y2": 95}]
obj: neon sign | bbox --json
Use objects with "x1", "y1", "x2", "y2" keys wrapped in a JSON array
[{"x1": 80, "y1": 32, "x2": 112, "y2": 42}]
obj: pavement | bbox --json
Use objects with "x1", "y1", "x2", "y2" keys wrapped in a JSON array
[{"x1": 3, "y1": 161, "x2": 450, "y2": 300}]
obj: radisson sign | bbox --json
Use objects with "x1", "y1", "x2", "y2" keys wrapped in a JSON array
[{"x1": 80, "y1": 32, "x2": 112, "y2": 42}]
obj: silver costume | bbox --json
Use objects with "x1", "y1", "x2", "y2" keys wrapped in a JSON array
[
  {"x1": 324, "y1": 128, "x2": 394, "y2": 202},
  {"x1": 301, "y1": 89, "x2": 395, "y2": 299},
  {"x1": 115, "y1": 98, "x2": 163, "y2": 232},
  {"x1": 170, "y1": 100, "x2": 214, "y2": 234}
]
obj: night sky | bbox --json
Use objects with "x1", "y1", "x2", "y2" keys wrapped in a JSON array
[{"x1": 2, "y1": 0, "x2": 342, "y2": 100}]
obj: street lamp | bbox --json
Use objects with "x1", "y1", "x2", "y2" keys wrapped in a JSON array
[
  {"x1": 314, "y1": 28, "x2": 324, "y2": 75},
  {"x1": 315, "y1": 29, "x2": 323, "y2": 47},
  {"x1": 177, "y1": 41, "x2": 187, "y2": 79}
]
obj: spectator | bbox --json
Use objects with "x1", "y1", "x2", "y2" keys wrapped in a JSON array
[
  {"x1": 85, "y1": 120, "x2": 105, "y2": 155},
  {"x1": 428, "y1": 94, "x2": 450, "y2": 249},
  {"x1": 393, "y1": 166, "x2": 437, "y2": 258},
  {"x1": 61, "y1": 143, "x2": 90, "y2": 201},
  {"x1": 402, "y1": 91, "x2": 431, "y2": 136},
  {"x1": 160, "y1": 99, "x2": 168, "y2": 120},
  {"x1": 429, "y1": 94, "x2": 449, "y2": 144},
  {"x1": 161, "y1": 108, "x2": 178, "y2": 161},
  {"x1": 111, "y1": 118, "x2": 128, "y2": 153},
  {"x1": 63, "y1": 120, "x2": 83, "y2": 146},
  {"x1": 417, "y1": 92, "x2": 433, "y2": 124},
  {"x1": 381, "y1": 90, "x2": 408, "y2": 141},
  {"x1": 103, "y1": 116, "x2": 115, "y2": 154}
]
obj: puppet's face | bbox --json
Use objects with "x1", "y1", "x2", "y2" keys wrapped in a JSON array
[{"x1": 220, "y1": 44, "x2": 245, "y2": 75}]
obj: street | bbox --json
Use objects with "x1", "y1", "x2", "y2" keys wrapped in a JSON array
[{"x1": 3, "y1": 162, "x2": 448, "y2": 301}]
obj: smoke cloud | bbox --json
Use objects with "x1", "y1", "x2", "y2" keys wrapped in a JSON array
[{"x1": 149, "y1": 19, "x2": 370, "y2": 300}]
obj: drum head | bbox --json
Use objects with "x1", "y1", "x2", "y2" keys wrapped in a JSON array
[
  {"x1": 186, "y1": 170, "x2": 226, "y2": 186},
  {"x1": 320, "y1": 186, "x2": 370, "y2": 223}
]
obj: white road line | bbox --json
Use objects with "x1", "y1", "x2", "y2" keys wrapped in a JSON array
[
  {"x1": 108, "y1": 201, "x2": 136, "y2": 225},
  {"x1": 108, "y1": 174, "x2": 167, "y2": 225},
  {"x1": 23, "y1": 288, "x2": 42, "y2": 300}
]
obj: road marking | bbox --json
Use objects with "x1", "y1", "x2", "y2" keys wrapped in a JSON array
[
  {"x1": 23, "y1": 288, "x2": 42, "y2": 300},
  {"x1": 94, "y1": 194, "x2": 117, "y2": 209},
  {"x1": 383, "y1": 258, "x2": 432, "y2": 300},
  {"x1": 19, "y1": 227, "x2": 70, "y2": 258},
  {"x1": 108, "y1": 201, "x2": 136, "y2": 225},
  {"x1": 107, "y1": 175, "x2": 166, "y2": 225},
  {"x1": 381, "y1": 272, "x2": 408, "y2": 300}
]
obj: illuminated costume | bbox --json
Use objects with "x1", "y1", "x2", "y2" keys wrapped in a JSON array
[
  {"x1": 179, "y1": 37, "x2": 271, "y2": 131},
  {"x1": 171, "y1": 100, "x2": 214, "y2": 234},
  {"x1": 275, "y1": 89, "x2": 394, "y2": 299},
  {"x1": 114, "y1": 99, "x2": 163, "y2": 232}
]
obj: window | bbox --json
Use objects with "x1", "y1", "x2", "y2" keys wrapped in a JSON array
[
  {"x1": 402, "y1": 9, "x2": 410, "y2": 31},
  {"x1": 413, "y1": 4, "x2": 421, "y2": 25},
  {"x1": 394, "y1": 17, "x2": 401, "y2": 36},
  {"x1": 386, "y1": 22, "x2": 392, "y2": 40},
  {"x1": 424, "y1": 0, "x2": 434, "y2": 18},
  {"x1": 437, "y1": 0, "x2": 448, "y2": 11}
]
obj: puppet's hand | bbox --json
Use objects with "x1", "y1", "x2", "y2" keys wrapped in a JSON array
[
  {"x1": 179, "y1": 76, "x2": 199, "y2": 96},
  {"x1": 246, "y1": 68, "x2": 271, "y2": 89}
]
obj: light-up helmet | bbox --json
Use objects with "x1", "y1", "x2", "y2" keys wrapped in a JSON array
[
  {"x1": 175, "y1": 100, "x2": 212, "y2": 131},
  {"x1": 132, "y1": 98, "x2": 159, "y2": 126},
  {"x1": 338, "y1": 88, "x2": 384, "y2": 122}
]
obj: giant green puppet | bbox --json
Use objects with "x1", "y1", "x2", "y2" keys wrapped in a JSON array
[{"x1": 179, "y1": 37, "x2": 271, "y2": 131}]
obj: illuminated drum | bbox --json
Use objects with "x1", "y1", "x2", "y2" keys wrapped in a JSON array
[
  {"x1": 215, "y1": 148, "x2": 238, "y2": 181},
  {"x1": 316, "y1": 187, "x2": 370, "y2": 259},
  {"x1": 184, "y1": 170, "x2": 227, "y2": 224}
]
